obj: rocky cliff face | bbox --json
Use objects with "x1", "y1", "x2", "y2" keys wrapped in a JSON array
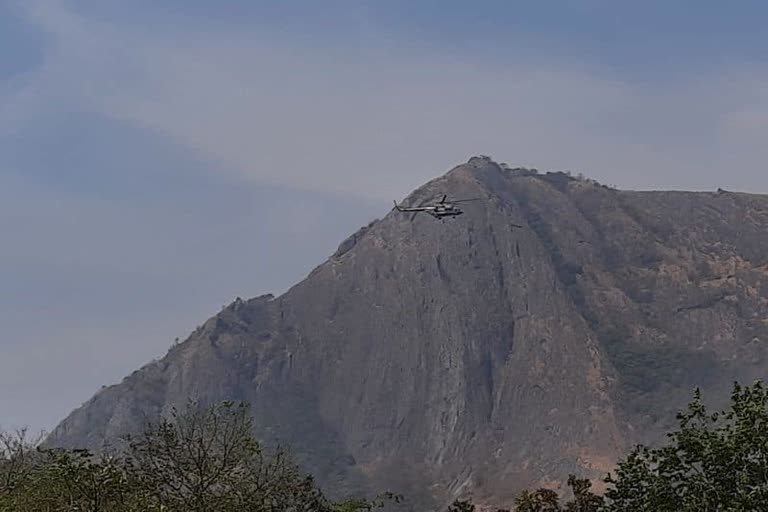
[{"x1": 46, "y1": 157, "x2": 768, "y2": 510}]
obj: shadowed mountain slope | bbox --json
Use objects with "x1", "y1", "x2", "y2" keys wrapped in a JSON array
[{"x1": 46, "y1": 157, "x2": 768, "y2": 509}]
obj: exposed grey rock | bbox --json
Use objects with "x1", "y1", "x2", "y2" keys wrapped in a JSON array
[{"x1": 46, "y1": 158, "x2": 768, "y2": 510}]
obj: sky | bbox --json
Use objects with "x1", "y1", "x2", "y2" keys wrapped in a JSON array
[{"x1": 2, "y1": 0, "x2": 768, "y2": 434}]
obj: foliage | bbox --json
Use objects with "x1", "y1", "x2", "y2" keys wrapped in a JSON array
[
  {"x1": 0, "y1": 401, "x2": 396, "y2": 512},
  {"x1": 514, "y1": 488, "x2": 562, "y2": 512},
  {"x1": 333, "y1": 492, "x2": 403, "y2": 512},
  {"x1": 7, "y1": 382, "x2": 768, "y2": 511},
  {"x1": 0, "y1": 446, "x2": 140, "y2": 511},
  {"x1": 509, "y1": 381, "x2": 768, "y2": 511},
  {"x1": 563, "y1": 475, "x2": 603, "y2": 512},
  {"x1": 513, "y1": 476, "x2": 602, "y2": 512},
  {"x1": 0, "y1": 428, "x2": 42, "y2": 496},
  {"x1": 121, "y1": 400, "x2": 321, "y2": 511},
  {"x1": 447, "y1": 498, "x2": 475, "y2": 512},
  {"x1": 602, "y1": 381, "x2": 768, "y2": 511}
]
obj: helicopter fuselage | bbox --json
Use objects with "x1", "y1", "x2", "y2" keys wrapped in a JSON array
[
  {"x1": 392, "y1": 197, "x2": 472, "y2": 219},
  {"x1": 428, "y1": 206, "x2": 463, "y2": 217}
]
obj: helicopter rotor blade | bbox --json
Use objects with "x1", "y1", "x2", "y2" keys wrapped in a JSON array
[{"x1": 451, "y1": 198, "x2": 482, "y2": 203}]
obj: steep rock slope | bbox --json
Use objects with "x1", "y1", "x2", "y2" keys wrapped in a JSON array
[{"x1": 46, "y1": 158, "x2": 768, "y2": 509}]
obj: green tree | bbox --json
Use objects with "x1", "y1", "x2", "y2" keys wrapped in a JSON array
[
  {"x1": 122, "y1": 400, "x2": 334, "y2": 511},
  {"x1": 563, "y1": 475, "x2": 602, "y2": 512},
  {"x1": 603, "y1": 381, "x2": 768, "y2": 511},
  {"x1": 514, "y1": 475, "x2": 603, "y2": 512},
  {"x1": 334, "y1": 492, "x2": 403, "y2": 512},
  {"x1": 447, "y1": 498, "x2": 475, "y2": 512},
  {"x1": 0, "y1": 428, "x2": 41, "y2": 496},
  {"x1": 1, "y1": 401, "x2": 397, "y2": 512},
  {"x1": 514, "y1": 488, "x2": 561, "y2": 512},
  {"x1": 1, "y1": 447, "x2": 137, "y2": 512}
]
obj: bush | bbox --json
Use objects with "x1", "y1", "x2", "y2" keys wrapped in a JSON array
[{"x1": 0, "y1": 401, "x2": 395, "y2": 512}]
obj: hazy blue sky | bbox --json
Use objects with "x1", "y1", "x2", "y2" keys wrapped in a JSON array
[{"x1": 3, "y1": 0, "x2": 768, "y2": 433}]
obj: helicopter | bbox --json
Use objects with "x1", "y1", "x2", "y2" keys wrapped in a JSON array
[
  {"x1": 393, "y1": 194, "x2": 525, "y2": 228},
  {"x1": 392, "y1": 194, "x2": 480, "y2": 219}
]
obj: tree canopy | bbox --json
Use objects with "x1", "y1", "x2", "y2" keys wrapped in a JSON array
[
  {"x1": 0, "y1": 401, "x2": 396, "y2": 512},
  {"x1": 4, "y1": 381, "x2": 768, "y2": 510},
  {"x1": 602, "y1": 381, "x2": 768, "y2": 511},
  {"x1": 510, "y1": 380, "x2": 768, "y2": 512}
]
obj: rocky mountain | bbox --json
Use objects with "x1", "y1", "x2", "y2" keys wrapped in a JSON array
[{"x1": 46, "y1": 157, "x2": 768, "y2": 510}]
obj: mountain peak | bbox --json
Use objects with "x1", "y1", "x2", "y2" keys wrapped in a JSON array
[{"x1": 46, "y1": 159, "x2": 768, "y2": 510}]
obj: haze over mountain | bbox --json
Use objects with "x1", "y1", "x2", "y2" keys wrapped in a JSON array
[
  {"x1": 7, "y1": 1, "x2": 768, "y2": 438},
  {"x1": 45, "y1": 157, "x2": 768, "y2": 510}
]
